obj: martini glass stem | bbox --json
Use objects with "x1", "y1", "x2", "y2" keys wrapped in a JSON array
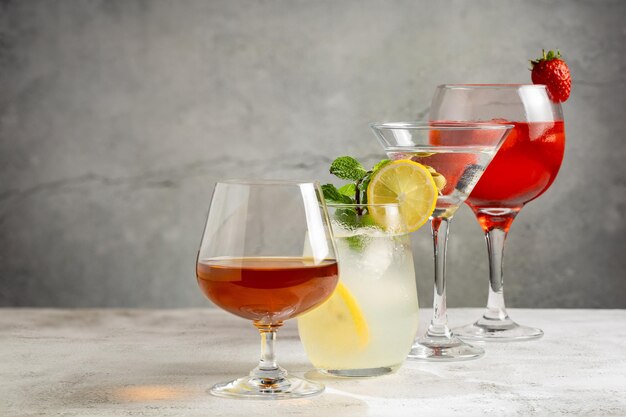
[
  {"x1": 427, "y1": 217, "x2": 452, "y2": 338},
  {"x1": 485, "y1": 227, "x2": 510, "y2": 320}
]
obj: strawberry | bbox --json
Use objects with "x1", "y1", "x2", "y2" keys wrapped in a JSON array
[{"x1": 531, "y1": 49, "x2": 571, "y2": 103}]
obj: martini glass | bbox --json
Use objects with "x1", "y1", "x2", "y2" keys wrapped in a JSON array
[
  {"x1": 370, "y1": 122, "x2": 512, "y2": 361},
  {"x1": 430, "y1": 85, "x2": 565, "y2": 341}
]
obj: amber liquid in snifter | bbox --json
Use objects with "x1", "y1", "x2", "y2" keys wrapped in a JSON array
[{"x1": 196, "y1": 256, "x2": 339, "y2": 324}]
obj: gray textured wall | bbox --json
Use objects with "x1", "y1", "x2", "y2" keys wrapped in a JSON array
[{"x1": 1, "y1": 0, "x2": 625, "y2": 308}]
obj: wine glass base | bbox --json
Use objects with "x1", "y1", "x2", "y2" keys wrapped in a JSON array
[
  {"x1": 210, "y1": 374, "x2": 324, "y2": 400},
  {"x1": 454, "y1": 320, "x2": 543, "y2": 342},
  {"x1": 407, "y1": 335, "x2": 484, "y2": 361}
]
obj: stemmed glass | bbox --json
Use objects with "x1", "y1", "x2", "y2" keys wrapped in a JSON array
[
  {"x1": 196, "y1": 180, "x2": 339, "y2": 399},
  {"x1": 371, "y1": 122, "x2": 512, "y2": 360},
  {"x1": 430, "y1": 85, "x2": 565, "y2": 341}
]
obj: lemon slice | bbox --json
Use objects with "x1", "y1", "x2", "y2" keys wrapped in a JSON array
[
  {"x1": 367, "y1": 159, "x2": 437, "y2": 232},
  {"x1": 298, "y1": 282, "x2": 369, "y2": 359}
]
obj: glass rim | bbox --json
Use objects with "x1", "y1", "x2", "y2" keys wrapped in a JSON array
[
  {"x1": 216, "y1": 179, "x2": 319, "y2": 186},
  {"x1": 437, "y1": 83, "x2": 547, "y2": 90},
  {"x1": 369, "y1": 121, "x2": 514, "y2": 131},
  {"x1": 325, "y1": 202, "x2": 402, "y2": 208}
]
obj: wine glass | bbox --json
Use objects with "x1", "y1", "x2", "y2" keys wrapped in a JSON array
[
  {"x1": 371, "y1": 122, "x2": 512, "y2": 360},
  {"x1": 196, "y1": 180, "x2": 339, "y2": 399},
  {"x1": 430, "y1": 85, "x2": 565, "y2": 341}
]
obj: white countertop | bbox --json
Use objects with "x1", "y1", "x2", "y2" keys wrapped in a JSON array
[{"x1": 1, "y1": 308, "x2": 625, "y2": 416}]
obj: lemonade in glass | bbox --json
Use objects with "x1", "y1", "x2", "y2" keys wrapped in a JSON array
[{"x1": 298, "y1": 203, "x2": 419, "y2": 377}]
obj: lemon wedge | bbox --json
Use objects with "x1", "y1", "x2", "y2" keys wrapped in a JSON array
[
  {"x1": 298, "y1": 281, "x2": 369, "y2": 359},
  {"x1": 367, "y1": 159, "x2": 437, "y2": 232}
]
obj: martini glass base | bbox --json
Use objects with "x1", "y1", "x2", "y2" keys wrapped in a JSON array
[
  {"x1": 210, "y1": 374, "x2": 324, "y2": 400},
  {"x1": 407, "y1": 335, "x2": 485, "y2": 361},
  {"x1": 454, "y1": 317, "x2": 543, "y2": 342}
]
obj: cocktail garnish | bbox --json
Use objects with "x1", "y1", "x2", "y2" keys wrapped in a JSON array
[
  {"x1": 531, "y1": 49, "x2": 571, "y2": 103},
  {"x1": 322, "y1": 156, "x2": 437, "y2": 234},
  {"x1": 367, "y1": 160, "x2": 437, "y2": 232}
]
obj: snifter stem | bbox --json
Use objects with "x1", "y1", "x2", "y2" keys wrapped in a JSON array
[{"x1": 251, "y1": 322, "x2": 287, "y2": 385}]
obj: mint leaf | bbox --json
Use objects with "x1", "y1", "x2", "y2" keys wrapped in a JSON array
[
  {"x1": 346, "y1": 235, "x2": 365, "y2": 251},
  {"x1": 321, "y1": 183, "x2": 353, "y2": 204},
  {"x1": 339, "y1": 213, "x2": 378, "y2": 252},
  {"x1": 334, "y1": 207, "x2": 359, "y2": 228},
  {"x1": 359, "y1": 214, "x2": 377, "y2": 228},
  {"x1": 338, "y1": 183, "x2": 356, "y2": 198},
  {"x1": 372, "y1": 159, "x2": 391, "y2": 172},
  {"x1": 329, "y1": 156, "x2": 367, "y2": 181}
]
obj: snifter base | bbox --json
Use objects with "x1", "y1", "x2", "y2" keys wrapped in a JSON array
[{"x1": 210, "y1": 374, "x2": 324, "y2": 400}]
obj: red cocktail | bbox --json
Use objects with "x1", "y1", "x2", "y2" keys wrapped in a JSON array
[
  {"x1": 429, "y1": 84, "x2": 565, "y2": 341},
  {"x1": 468, "y1": 120, "x2": 565, "y2": 232}
]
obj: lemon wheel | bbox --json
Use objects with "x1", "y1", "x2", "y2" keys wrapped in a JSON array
[{"x1": 367, "y1": 159, "x2": 437, "y2": 232}]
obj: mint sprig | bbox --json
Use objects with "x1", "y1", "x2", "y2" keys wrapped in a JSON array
[
  {"x1": 323, "y1": 156, "x2": 391, "y2": 250},
  {"x1": 322, "y1": 156, "x2": 390, "y2": 213}
]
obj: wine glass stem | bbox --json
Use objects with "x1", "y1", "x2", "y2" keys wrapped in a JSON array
[
  {"x1": 427, "y1": 217, "x2": 452, "y2": 338},
  {"x1": 485, "y1": 227, "x2": 509, "y2": 320},
  {"x1": 252, "y1": 323, "x2": 286, "y2": 382}
]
